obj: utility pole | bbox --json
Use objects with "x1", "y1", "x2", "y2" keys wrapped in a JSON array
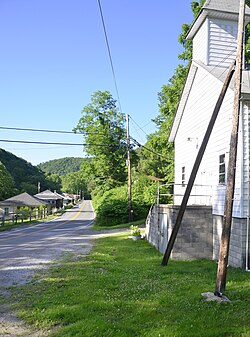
[
  {"x1": 215, "y1": 0, "x2": 245, "y2": 296},
  {"x1": 126, "y1": 114, "x2": 133, "y2": 222}
]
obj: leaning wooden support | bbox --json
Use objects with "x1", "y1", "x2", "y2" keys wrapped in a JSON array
[{"x1": 161, "y1": 61, "x2": 235, "y2": 266}]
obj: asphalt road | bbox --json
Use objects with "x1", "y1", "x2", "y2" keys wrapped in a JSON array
[{"x1": 0, "y1": 200, "x2": 96, "y2": 288}]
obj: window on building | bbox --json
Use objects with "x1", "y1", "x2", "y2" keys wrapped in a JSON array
[
  {"x1": 219, "y1": 154, "x2": 226, "y2": 184},
  {"x1": 4, "y1": 208, "x2": 9, "y2": 215},
  {"x1": 181, "y1": 166, "x2": 185, "y2": 186}
]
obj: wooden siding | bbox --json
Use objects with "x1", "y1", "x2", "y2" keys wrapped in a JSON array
[
  {"x1": 193, "y1": 18, "x2": 208, "y2": 65},
  {"x1": 174, "y1": 64, "x2": 244, "y2": 217},
  {"x1": 208, "y1": 19, "x2": 237, "y2": 67}
]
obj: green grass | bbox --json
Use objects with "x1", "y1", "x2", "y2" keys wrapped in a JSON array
[
  {"x1": 92, "y1": 218, "x2": 146, "y2": 231},
  {"x1": 12, "y1": 234, "x2": 250, "y2": 337}
]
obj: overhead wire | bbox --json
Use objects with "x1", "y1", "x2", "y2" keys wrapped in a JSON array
[
  {"x1": 0, "y1": 126, "x2": 107, "y2": 136},
  {"x1": 78, "y1": 149, "x2": 128, "y2": 183},
  {"x1": 109, "y1": 149, "x2": 128, "y2": 179},
  {"x1": 97, "y1": 0, "x2": 122, "y2": 113},
  {"x1": 2, "y1": 14, "x2": 236, "y2": 160},
  {"x1": 0, "y1": 139, "x2": 120, "y2": 147},
  {"x1": 129, "y1": 115, "x2": 150, "y2": 138},
  {"x1": 130, "y1": 137, "x2": 166, "y2": 158},
  {"x1": 1, "y1": 1, "x2": 125, "y2": 159}
]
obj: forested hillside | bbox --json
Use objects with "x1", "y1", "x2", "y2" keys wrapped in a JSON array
[
  {"x1": 37, "y1": 157, "x2": 87, "y2": 176},
  {"x1": 0, "y1": 149, "x2": 61, "y2": 199}
]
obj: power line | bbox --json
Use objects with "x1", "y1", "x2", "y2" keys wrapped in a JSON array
[
  {"x1": 109, "y1": 150, "x2": 127, "y2": 178},
  {"x1": 0, "y1": 139, "x2": 120, "y2": 147},
  {"x1": 97, "y1": 0, "x2": 122, "y2": 112},
  {"x1": 0, "y1": 126, "x2": 106, "y2": 135},
  {"x1": 130, "y1": 137, "x2": 166, "y2": 158},
  {"x1": 129, "y1": 115, "x2": 150, "y2": 138},
  {"x1": 129, "y1": 114, "x2": 152, "y2": 144}
]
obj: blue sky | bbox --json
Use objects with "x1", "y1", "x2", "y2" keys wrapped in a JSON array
[{"x1": 0, "y1": 0, "x2": 193, "y2": 165}]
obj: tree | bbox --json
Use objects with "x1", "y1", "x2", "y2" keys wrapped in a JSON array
[
  {"x1": 37, "y1": 157, "x2": 86, "y2": 176},
  {"x1": 137, "y1": 1, "x2": 205, "y2": 185},
  {"x1": 244, "y1": 0, "x2": 250, "y2": 66},
  {"x1": 74, "y1": 91, "x2": 128, "y2": 194},
  {"x1": 61, "y1": 171, "x2": 89, "y2": 198},
  {"x1": 45, "y1": 173, "x2": 62, "y2": 192},
  {"x1": 0, "y1": 148, "x2": 52, "y2": 194},
  {"x1": 178, "y1": 1, "x2": 205, "y2": 61},
  {"x1": 137, "y1": 64, "x2": 188, "y2": 184},
  {"x1": 0, "y1": 161, "x2": 15, "y2": 200}
]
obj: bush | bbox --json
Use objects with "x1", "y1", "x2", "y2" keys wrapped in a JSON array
[{"x1": 92, "y1": 185, "x2": 150, "y2": 227}]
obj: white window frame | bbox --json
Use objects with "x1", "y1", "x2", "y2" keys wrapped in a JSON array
[
  {"x1": 219, "y1": 153, "x2": 226, "y2": 184},
  {"x1": 181, "y1": 166, "x2": 185, "y2": 187}
]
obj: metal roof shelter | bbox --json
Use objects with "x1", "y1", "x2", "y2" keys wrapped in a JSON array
[
  {"x1": 0, "y1": 192, "x2": 46, "y2": 208},
  {"x1": 34, "y1": 189, "x2": 63, "y2": 200}
]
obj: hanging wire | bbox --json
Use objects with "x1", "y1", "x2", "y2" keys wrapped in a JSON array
[
  {"x1": 0, "y1": 139, "x2": 120, "y2": 147},
  {"x1": 0, "y1": 126, "x2": 106, "y2": 135},
  {"x1": 97, "y1": 0, "x2": 122, "y2": 112}
]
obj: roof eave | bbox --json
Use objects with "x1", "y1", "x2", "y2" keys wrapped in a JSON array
[
  {"x1": 168, "y1": 63, "x2": 198, "y2": 142},
  {"x1": 187, "y1": 8, "x2": 250, "y2": 40}
]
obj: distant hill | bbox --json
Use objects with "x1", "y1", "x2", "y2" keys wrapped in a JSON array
[
  {"x1": 0, "y1": 149, "x2": 61, "y2": 199},
  {"x1": 37, "y1": 157, "x2": 87, "y2": 176}
]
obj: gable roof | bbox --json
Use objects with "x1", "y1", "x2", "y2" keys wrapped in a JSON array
[
  {"x1": 169, "y1": 60, "x2": 250, "y2": 142},
  {"x1": 203, "y1": 0, "x2": 250, "y2": 14},
  {"x1": 187, "y1": 0, "x2": 250, "y2": 40},
  {"x1": 0, "y1": 192, "x2": 46, "y2": 207},
  {"x1": 168, "y1": 63, "x2": 198, "y2": 142},
  {"x1": 34, "y1": 189, "x2": 63, "y2": 200},
  {"x1": 197, "y1": 61, "x2": 250, "y2": 94}
]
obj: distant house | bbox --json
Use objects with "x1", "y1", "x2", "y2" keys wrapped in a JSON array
[
  {"x1": 62, "y1": 192, "x2": 74, "y2": 205},
  {"x1": 34, "y1": 190, "x2": 63, "y2": 211},
  {"x1": 0, "y1": 192, "x2": 47, "y2": 220}
]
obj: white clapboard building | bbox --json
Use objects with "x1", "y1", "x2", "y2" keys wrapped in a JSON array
[{"x1": 167, "y1": 0, "x2": 250, "y2": 269}]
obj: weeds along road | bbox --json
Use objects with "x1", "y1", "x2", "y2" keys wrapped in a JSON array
[{"x1": 0, "y1": 200, "x2": 96, "y2": 288}]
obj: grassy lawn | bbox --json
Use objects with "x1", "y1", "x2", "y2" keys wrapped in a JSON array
[
  {"x1": 92, "y1": 218, "x2": 146, "y2": 231},
  {"x1": 12, "y1": 234, "x2": 250, "y2": 337}
]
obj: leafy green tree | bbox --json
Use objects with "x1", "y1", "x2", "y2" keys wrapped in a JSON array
[
  {"x1": 178, "y1": 1, "x2": 205, "y2": 61},
  {"x1": 74, "y1": 91, "x2": 128, "y2": 194},
  {"x1": 137, "y1": 1, "x2": 205, "y2": 185},
  {"x1": 137, "y1": 64, "x2": 188, "y2": 184},
  {"x1": 0, "y1": 161, "x2": 15, "y2": 200},
  {"x1": 92, "y1": 183, "x2": 150, "y2": 227},
  {"x1": 245, "y1": 0, "x2": 250, "y2": 66},
  {"x1": 45, "y1": 173, "x2": 62, "y2": 192},
  {"x1": 19, "y1": 182, "x2": 38, "y2": 195},
  {"x1": 61, "y1": 171, "x2": 89, "y2": 198}
]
